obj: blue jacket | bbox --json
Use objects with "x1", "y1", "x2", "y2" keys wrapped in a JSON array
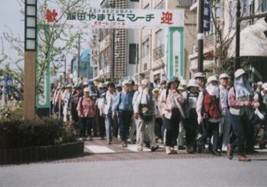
[{"x1": 112, "y1": 91, "x2": 134, "y2": 112}]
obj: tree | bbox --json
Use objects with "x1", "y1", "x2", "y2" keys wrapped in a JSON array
[{"x1": 1, "y1": 0, "x2": 91, "y2": 94}]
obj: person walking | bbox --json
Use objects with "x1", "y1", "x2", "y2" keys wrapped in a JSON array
[
  {"x1": 218, "y1": 73, "x2": 231, "y2": 151},
  {"x1": 197, "y1": 76, "x2": 222, "y2": 156},
  {"x1": 112, "y1": 80, "x2": 134, "y2": 147},
  {"x1": 104, "y1": 82, "x2": 117, "y2": 144},
  {"x1": 162, "y1": 77, "x2": 185, "y2": 154},
  {"x1": 227, "y1": 69, "x2": 258, "y2": 161},
  {"x1": 133, "y1": 79, "x2": 159, "y2": 152},
  {"x1": 184, "y1": 79, "x2": 199, "y2": 153},
  {"x1": 77, "y1": 87, "x2": 97, "y2": 140}
]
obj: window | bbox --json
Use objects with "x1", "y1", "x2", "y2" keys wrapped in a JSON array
[
  {"x1": 142, "y1": 39, "x2": 150, "y2": 58},
  {"x1": 130, "y1": 0, "x2": 139, "y2": 2},
  {"x1": 261, "y1": 0, "x2": 267, "y2": 12},
  {"x1": 155, "y1": 29, "x2": 164, "y2": 48},
  {"x1": 129, "y1": 44, "x2": 139, "y2": 64}
]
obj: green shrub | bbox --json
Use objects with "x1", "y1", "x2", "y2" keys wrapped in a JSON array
[{"x1": 0, "y1": 118, "x2": 77, "y2": 149}]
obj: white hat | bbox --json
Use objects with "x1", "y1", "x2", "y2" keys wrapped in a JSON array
[
  {"x1": 83, "y1": 81, "x2": 88, "y2": 86},
  {"x1": 122, "y1": 80, "x2": 130, "y2": 86},
  {"x1": 98, "y1": 83, "x2": 106, "y2": 88},
  {"x1": 141, "y1": 79, "x2": 149, "y2": 86},
  {"x1": 187, "y1": 79, "x2": 199, "y2": 88},
  {"x1": 180, "y1": 79, "x2": 187, "y2": 86},
  {"x1": 262, "y1": 83, "x2": 267, "y2": 91},
  {"x1": 83, "y1": 87, "x2": 89, "y2": 92},
  {"x1": 207, "y1": 76, "x2": 218, "y2": 84},
  {"x1": 194, "y1": 72, "x2": 205, "y2": 79},
  {"x1": 257, "y1": 81, "x2": 263, "y2": 86},
  {"x1": 234, "y1": 68, "x2": 246, "y2": 78},
  {"x1": 219, "y1": 73, "x2": 230, "y2": 80}
]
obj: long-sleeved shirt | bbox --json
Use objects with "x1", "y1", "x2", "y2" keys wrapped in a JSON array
[
  {"x1": 112, "y1": 90, "x2": 133, "y2": 112},
  {"x1": 162, "y1": 89, "x2": 185, "y2": 119},
  {"x1": 133, "y1": 90, "x2": 153, "y2": 113},
  {"x1": 77, "y1": 96, "x2": 96, "y2": 118},
  {"x1": 104, "y1": 91, "x2": 117, "y2": 115},
  {"x1": 219, "y1": 85, "x2": 229, "y2": 114}
]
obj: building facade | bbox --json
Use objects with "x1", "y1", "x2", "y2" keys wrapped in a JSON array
[
  {"x1": 92, "y1": 0, "x2": 139, "y2": 81},
  {"x1": 136, "y1": 0, "x2": 196, "y2": 82}
]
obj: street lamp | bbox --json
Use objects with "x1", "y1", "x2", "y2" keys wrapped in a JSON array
[
  {"x1": 24, "y1": 0, "x2": 37, "y2": 120},
  {"x1": 25, "y1": 0, "x2": 37, "y2": 51}
]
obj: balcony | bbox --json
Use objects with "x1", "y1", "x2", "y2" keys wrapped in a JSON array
[{"x1": 153, "y1": 44, "x2": 165, "y2": 61}]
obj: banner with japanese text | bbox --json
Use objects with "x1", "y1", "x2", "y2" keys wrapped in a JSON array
[{"x1": 45, "y1": 8, "x2": 184, "y2": 29}]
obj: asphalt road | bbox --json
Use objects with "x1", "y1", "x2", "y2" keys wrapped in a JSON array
[{"x1": 1, "y1": 157, "x2": 267, "y2": 187}]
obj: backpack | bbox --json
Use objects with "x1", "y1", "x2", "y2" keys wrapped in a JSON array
[{"x1": 203, "y1": 90, "x2": 221, "y2": 119}]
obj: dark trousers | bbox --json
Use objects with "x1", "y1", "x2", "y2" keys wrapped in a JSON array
[
  {"x1": 230, "y1": 108, "x2": 255, "y2": 154},
  {"x1": 118, "y1": 111, "x2": 133, "y2": 142},
  {"x1": 164, "y1": 108, "x2": 180, "y2": 147},
  {"x1": 155, "y1": 117, "x2": 163, "y2": 139},
  {"x1": 98, "y1": 116, "x2": 105, "y2": 138},
  {"x1": 184, "y1": 110, "x2": 198, "y2": 149},
  {"x1": 79, "y1": 117, "x2": 95, "y2": 137},
  {"x1": 199, "y1": 121, "x2": 219, "y2": 152}
]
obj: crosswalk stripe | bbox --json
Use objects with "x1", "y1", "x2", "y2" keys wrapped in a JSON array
[
  {"x1": 85, "y1": 145, "x2": 115, "y2": 154},
  {"x1": 126, "y1": 144, "x2": 151, "y2": 152}
]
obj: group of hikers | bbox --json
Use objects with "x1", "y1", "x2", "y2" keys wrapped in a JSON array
[{"x1": 52, "y1": 68, "x2": 267, "y2": 162}]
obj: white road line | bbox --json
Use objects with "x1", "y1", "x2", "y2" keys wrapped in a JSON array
[
  {"x1": 126, "y1": 144, "x2": 151, "y2": 152},
  {"x1": 85, "y1": 145, "x2": 115, "y2": 154}
]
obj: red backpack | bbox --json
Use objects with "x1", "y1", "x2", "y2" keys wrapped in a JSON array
[{"x1": 203, "y1": 90, "x2": 221, "y2": 119}]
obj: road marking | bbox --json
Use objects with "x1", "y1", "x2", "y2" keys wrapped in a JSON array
[
  {"x1": 126, "y1": 144, "x2": 151, "y2": 152},
  {"x1": 85, "y1": 145, "x2": 115, "y2": 154}
]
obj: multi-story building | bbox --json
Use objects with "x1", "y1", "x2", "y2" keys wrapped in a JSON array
[
  {"x1": 92, "y1": 0, "x2": 139, "y2": 81},
  {"x1": 137, "y1": 0, "x2": 196, "y2": 82},
  {"x1": 189, "y1": 0, "x2": 267, "y2": 79}
]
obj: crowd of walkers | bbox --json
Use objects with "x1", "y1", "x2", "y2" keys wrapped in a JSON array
[{"x1": 51, "y1": 68, "x2": 267, "y2": 161}]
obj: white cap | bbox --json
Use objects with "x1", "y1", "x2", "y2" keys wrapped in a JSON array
[
  {"x1": 219, "y1": 73, "x2": 230, "y2": 80},
  {"x1": 98, "y1": 83, "x2": 106, "y2": 88},
  {"x1": 194, "y1": 72, "x2": 205, "y2": 79},
  {"x1": 207, "y1": 76, "x2": 218, "y2": 84},
  {"x1": 141, "y1": 79, "x2": 149, "y2": 86},
  {"x1": 257, "y1": 81, "x2": 263, "y2": 86},
  {"x1": 180, "y1": 79, "x2": 187, "y2": 86},
  {"x1": 83, "y1": 81, "x2": 88, "y2": 86},
  {"x1": 122, "y1": 80, "x2": 130, "y2": 86},
  {"x1": 234, "y1": 68, "x2": 246, "y2": 78},
  {"x1": 83, "y1": 87, "x2": 89, "y2": 92},
  {"x1": 187, "y1": 79, "x2": 199, "y2": 88},
  {"x1": 262, "y1": 83, "x2": 267, "y2": 90}
]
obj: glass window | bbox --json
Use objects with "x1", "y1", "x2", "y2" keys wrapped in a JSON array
[{"x1": 129, "y1": 44, "x2": 139, "y2": 64}]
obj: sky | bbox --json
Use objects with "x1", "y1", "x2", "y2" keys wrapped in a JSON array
[{"x1": 0, "y1": 0, "x2": 101, "y2": 65}]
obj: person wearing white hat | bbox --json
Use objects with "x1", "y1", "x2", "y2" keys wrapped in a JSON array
[
  {"x1": 112, "y1": 79, "x2": 134, "y2": 147},
  {"x1": 76, "y1": 87, "x2": 97, "y2": 140},
  {"x1": 227, "y1": 68, "x2": 256, "y2": 161},
  {"x1": 183, "y1": 79, "x2": 199, "y2": 153},
  {"x1": 194, "y1": 72, "x2": 206, "y2": 91},
  {"x1": 196, "y1": 75, "x2": 221, "y2": 155},
  {"x1": 218, "y1": 73, "x2": 231, "y2": 151},
  {"x1": 133, "y1": 79, "x2": 159, "y2": 152}
]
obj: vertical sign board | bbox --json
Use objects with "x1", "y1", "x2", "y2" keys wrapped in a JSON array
[
  {"x1": 36, "y1": 25, "x2": 51, "y2": 110},
  {"x1": 167, "y1": 27, "x2": 185, "y2": 79},
  {"x1": 204, "y1": 0, "x2": 211, "y2": 32}
]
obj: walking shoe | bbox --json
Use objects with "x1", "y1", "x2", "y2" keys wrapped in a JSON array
[
  {"x1": 238, "y1": 154, "x2": 251, "y2": 162},
  {"x1": 227, "y1": 144, "x2": 233, "y2": 160},
  {"x1": 107, "y1": 140, "x2": 112, "y2": 145},
  {"x1": 122, "y1": 141, "x2": 128, "y2": 148},
  {"x1": 137, "y1": 146, "x2": 143, "y2": 152},
  {"x1": 150, "y1": 145, "x2": 159, "y2": 152},
  {"x1": 186, "y1": 147, "x2": 195, "y2": 154},
  {"x1": 166, "y1": 146, "x2": 172, "y2": 154}
]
